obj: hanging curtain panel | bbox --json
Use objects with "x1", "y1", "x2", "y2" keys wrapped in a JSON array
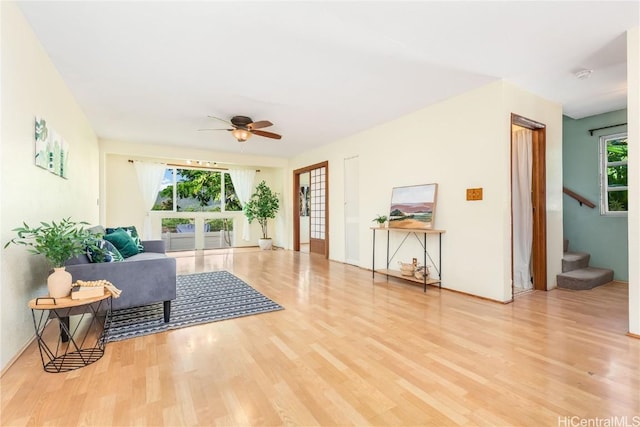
[
  {"x1": 228, "y1": 169, "x2": 256, "y2": 241},
  {"x1": 512, "y1": 129, "x2": 533, "y2": 289},
  {"x1": 134, "y1": 161, "x2": 167, "y2": 239}
]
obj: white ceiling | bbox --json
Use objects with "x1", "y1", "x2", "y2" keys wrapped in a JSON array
[{"x1": 17, "y1": 1, "x2": 639, "y2": 159}]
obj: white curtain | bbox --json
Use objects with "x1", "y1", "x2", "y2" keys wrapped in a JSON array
[
  {"x1": 228, "y1": 169, "x2": 256, "y2": 241},
  {"x1": 512, "y1": 129, "x2": 533, "y2": 289},
  {"x1": 133, "y1": 161, "x2": 166, "y2": 239}
]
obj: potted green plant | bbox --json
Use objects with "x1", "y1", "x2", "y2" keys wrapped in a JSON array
[
  {"x1": 244, "y1": 180, "x2": 280, "y2": 250},
  {"x1": 373, "y1": 214, "x2": 388, "y2": 228},
  {"x1": 4, "y1": 218, "x2": 95, "y2": 297}
]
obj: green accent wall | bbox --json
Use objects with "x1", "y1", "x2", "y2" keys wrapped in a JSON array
[{"x1": 563, "y1": 110, "x2": 628, "y2": 281}]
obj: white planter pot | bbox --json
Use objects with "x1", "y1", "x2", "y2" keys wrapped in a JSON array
[
  {"x1": 258, "y1": 238, "x2": 273, "y2": 250},
  {"x1": 48, "y1": 267, "x2": 72, "y2": 298}
]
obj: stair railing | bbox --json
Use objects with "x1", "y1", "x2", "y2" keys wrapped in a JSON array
[{"x1": 563, "y1": 187, "x2": 596, "y2": 208}]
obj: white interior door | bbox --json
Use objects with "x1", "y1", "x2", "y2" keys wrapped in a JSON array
[{"x1": 344, "y1": 156, "x2": 359, "y2": 265}]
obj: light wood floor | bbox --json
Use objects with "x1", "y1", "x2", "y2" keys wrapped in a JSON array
[{"x1": 2, "y1": 249, "x2": 638, "y2": 426}]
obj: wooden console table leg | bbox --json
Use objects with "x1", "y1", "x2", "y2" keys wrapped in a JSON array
[
  {"x1": 372, "y1": 229, "x2": 375, "y2": 279},
  {"x1": 423, "y1": 233, "x2": 427, "y2": 292},
  {"x1": 439, "y1": 233, "x2": 442, "y2": 288}
]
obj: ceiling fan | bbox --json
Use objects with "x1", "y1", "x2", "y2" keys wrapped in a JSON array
[{"x1": 198, "y1": 115, "x2": 282, "y2": 142}]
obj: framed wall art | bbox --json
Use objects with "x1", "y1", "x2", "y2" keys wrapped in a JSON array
[
  {"x1": 389, "y1": 183, "x2": 438, "y2": 229},
  {"x1": 299, "y1": 185, "x2": 310, "y2": 217},
  {"x1": 34, "y1": 116, "x2": 69, "y2": 178}
]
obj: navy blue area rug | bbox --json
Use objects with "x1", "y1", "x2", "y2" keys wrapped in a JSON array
[{"x1": 106, "y1": 271, "x2": 283, "y2": 342}]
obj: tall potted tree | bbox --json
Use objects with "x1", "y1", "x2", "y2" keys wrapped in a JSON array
[
  {"x1": 4, "y1": 218, "x2": 95, "y2": 297},
  {"x1": 244, "y1": 180, "x2": 280, "y2": 250}
]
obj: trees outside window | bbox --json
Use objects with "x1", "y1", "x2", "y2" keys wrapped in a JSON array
[
  {"x1": 152, "y1": 168, "x2": 240, "y2": 212},
  {"x1": 224, "y1": 173, "x2": 242, "y2": 211},
  {"x1": 600, "y1": 133, "x2": 628, "y2": 215}
]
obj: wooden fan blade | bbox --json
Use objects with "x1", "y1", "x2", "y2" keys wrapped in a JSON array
[
  {"x1": 252, "y1": 130, "x2": 282, "y2": 140},
  {"x1": 197, "y1": 128, "x2": 233, "y2": 131},
  {"x1": 207, "y1": 116, "x2": 233, "y2": 125},
  {"x1": 249, "y1": 120, "x2": 273, "y2": 130}
]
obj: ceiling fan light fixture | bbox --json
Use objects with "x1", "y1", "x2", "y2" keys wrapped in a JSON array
[{"x1": 232, "y1": 128, "x2": 252, "y2": 142}]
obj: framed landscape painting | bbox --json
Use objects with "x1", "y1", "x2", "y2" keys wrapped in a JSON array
[{"x1": 389, "y1": 183, "x2": 438, "y2": 229}]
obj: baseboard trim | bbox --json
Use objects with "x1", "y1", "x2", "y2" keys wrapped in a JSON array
[
  {"x1": 371, "y1": 271, "x2": 511, "y2": 304},
  {"x1": 1, "y1": 333, "x2": 37, "y2": 378},
  {"x1": 626, "y1": 332, "x2": 640, "y2": 340},
  {"x1": 438, "y1": 285, "x2": 512, "y2": 304}
]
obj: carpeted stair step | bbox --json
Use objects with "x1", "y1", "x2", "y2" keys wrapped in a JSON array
[
  {"x1": 562, "y1": 251, "x2": 590, "y2": 273},
  {"x1": 557, "y1": 267, "x2": 614, "y2": 290}
]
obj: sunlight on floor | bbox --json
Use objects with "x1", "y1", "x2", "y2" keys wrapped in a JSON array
[{"x1": 168, "y1": 247, "x2": 264, "y2": 274}]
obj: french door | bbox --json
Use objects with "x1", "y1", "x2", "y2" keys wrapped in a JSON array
[{"x1": 294, "y1": 161, "x2": 329, "y2": 257}]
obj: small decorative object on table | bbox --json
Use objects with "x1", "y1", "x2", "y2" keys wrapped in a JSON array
[
  {"x1": 398, "y1": 261, "x2": 415, "y2": 276},
  {"x1": 72, "y1": 279, "x2": 122, "y2": 299},
  {"x1": 373, "y1": 215, "x2": 388, "y2": 228},
  {"x1": 415, "y1": 265, "x2": 431, "y2": 281},
  {"x1": 71, "y1": 285, "x2": 104, "y2": 300}
]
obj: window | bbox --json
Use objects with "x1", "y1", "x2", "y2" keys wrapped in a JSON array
[
  {"x1": 152, "y1": 168, "x2": 240, "y2": 212},
  {"x1": 600, "y1": 132, "x2": 628, "y2": 215},
  {"x1": 224, "y1": 173, "x2": 242, "y2": 211},
  {"x1": 154, "y1": 169, "x2": 175, "y2": 211},
  {"x1": 160, "y1": 217, "x2": 234, "y2": 251}
]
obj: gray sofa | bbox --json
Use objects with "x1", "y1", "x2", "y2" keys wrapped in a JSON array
[{"x1": 65, "y1": 239, "x2": 177, "y2": 322}]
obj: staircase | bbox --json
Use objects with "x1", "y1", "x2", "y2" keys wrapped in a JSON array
[{"x1": 557, "y1": 240, "x2": 614, "y2": 290}]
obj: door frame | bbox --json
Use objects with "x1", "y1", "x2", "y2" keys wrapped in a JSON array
[
  {"x1": 511, "y1": 113, "x2": 547, "y2": 295},
  {"x1": 293, "y1": 161, "x2": 329, "y2": 258}
]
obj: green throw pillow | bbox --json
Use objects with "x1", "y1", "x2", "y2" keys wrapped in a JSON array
[
  {"x1": 106, "y1": 225, "x2": 144, "y2": 252},
  {"x1": 86, "y1": 238, "x2": 124, "y2": 263},
  {"x1": 103, "y1": 228, "x2": 139, "y2": 258}
]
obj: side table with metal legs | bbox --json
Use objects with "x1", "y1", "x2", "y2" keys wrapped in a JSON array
[{"x1": 28, "y1": 292, "x2": 112, "y2": 373}]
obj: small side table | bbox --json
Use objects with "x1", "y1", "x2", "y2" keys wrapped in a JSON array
[{"x1": 28, "y1": 291, "x2": 112, "y2": 373}]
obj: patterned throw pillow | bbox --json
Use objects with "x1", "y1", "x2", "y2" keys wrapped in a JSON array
[
  {"x1": 86, "y1": 238, "x2": 124, "y2": 263},
  {"x1": 103, "y1": 228, "x2": 139, "y2": 258},
  {"x1": 106, "y1": 226, "x2": 145, "y2": 252}
]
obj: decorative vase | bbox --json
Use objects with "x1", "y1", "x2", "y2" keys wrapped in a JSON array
[
  {"x1": 48, "y1": 267, "x2": 72, "y2": 298},
  {"x1": 258, "y1": 238, "x2": 273, "y2": 250}
]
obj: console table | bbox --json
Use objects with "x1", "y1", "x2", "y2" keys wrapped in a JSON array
[
  {"x1": 372, "y1": 227, "x2": 445, "y2": 291},
  {"x1": 28, "y1": 292, "x2": 112, "y2": 373}
]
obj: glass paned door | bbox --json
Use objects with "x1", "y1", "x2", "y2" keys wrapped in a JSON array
[{"x1": 309, "y1": 165, "x2": 328, "y2": 256}]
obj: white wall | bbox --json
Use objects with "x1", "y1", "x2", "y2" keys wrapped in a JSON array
[
  {"x1": 99, "y1": 140, "x2": 288, "y2": 248},
  {"x1": 0, "y1": 2, "x2": 99, "y2": 371},
  {"x1": 627, "y1": 27, "x2": 639, "y2": 336},
  {"x1": 288, "y1": 81, "x2": 563, "y2": 302},
  {"x1": 286, "y1": 138, "x2": 360, "y2": 263}
]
